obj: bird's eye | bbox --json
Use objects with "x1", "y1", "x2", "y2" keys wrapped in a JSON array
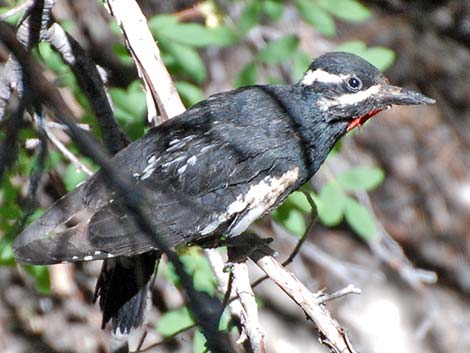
[{"x1": 347, "y1": 77, "x2": 362, "y2": 90}]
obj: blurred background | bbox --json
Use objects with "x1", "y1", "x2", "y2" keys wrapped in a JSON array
[{"x1": 0, "y1": 0, "x2": 469, "y2": 352}]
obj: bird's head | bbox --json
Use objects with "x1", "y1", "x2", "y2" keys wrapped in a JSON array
[{"x1": 300, "y1": 52, "x2": 435, "y2": 131}]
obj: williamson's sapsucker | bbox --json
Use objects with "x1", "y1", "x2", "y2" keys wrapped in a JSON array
[{"x1": 13, "y1": 52, "x2": 435, "y2": 334}]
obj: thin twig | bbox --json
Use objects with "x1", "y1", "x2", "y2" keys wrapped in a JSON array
[
  {"x1": 0, "y1": 0, "x2": 32, "y2": 21},
  {"x1": 317, "y1": 284, "x2": 362, "y2": 304},
  {"x1": 137, "y1": 324, "x2": 197, "y2": 352},
  {"x1": 204, "y1": 249, "x2": 243, "y2": 330},
  {"x1": 283, "y1": 191, "x2": 317, "y2": 266},
  {"x1": 354, "y1": 188, "x2": 437, "y2": 287},
  {"x1": 37, "y1": 113, "x2": 93, "y2": 176}
]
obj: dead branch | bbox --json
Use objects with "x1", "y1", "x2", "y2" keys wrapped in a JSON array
[{"x1": 103, "y1": 0, "x2": 185, "y2": 125}]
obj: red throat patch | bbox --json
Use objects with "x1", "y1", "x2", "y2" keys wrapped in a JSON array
[{"x1": 347, "y1": 109, "x2": 382, "y2": 132}]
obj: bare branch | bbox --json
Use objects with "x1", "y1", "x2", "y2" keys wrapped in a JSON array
[
  {"x1": 250, "y1": 251, "x2": 359, "y2": 353},
  {"x1": 355, "y1": 190, "x2": 437, "y2": 287},
  {"x1": 103, "y1": 0, "x2": 185, "y2": 124},
  {"x1": 232, "y1": 262, "x2": 267, "y2": 353},
  {"x1": 0, "y1": 0, "x2": 32, "y2": 21},
  {"x1": 37, "y1": 113, "x2": 93, "y2": 176},
  {"x1": 317, "y1": 284, "x2": 362, "y2": 304}
]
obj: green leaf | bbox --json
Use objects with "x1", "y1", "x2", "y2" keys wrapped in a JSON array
[
  {"x1": 318, "y1": 0, "x2": 371, "y2": 22},
  {"x1": 335, "y1": 41, "x2": 395, "y2": 72},
  {"x1": 24, "y1": 265, "x2": 51, "y2": 295},
  {"x1": 344, "y1": 197, "x2": 377, "y2": 240},
  {"x1": 281, "y1": 208, "x2": 306, "y2": 237},
  {"x1": 0, "y1": 238, "x2": 15, "y2": 266},
  {"x1": 292, "y1": 51, "x2": 312, "y2": 81},
  {"x1": 175, "y1": 81, "x2": 205, "y2": 106},
  {"x1": 337, "y1": 167, "x2": 385, "y2": 191},
  {"x1": 168, "y1": 43, "x2": 207, "y2": 82},
  {"x1": 38, "y1": 42, "x2": 67, "y2": 73},
  {"x1": 148, "y1": 14, "x2": 179, "y2": 34},
  {"x1": 238, "y1": 0, "x2": 262, "y2": 33},
  {"x1": 295, "y1": 0, "x2": 335, "y2": 36},
  {"x1": 262, "y1": 0, "x2": 284, "y2": 21},
  {"x1": 192, "y1": 257, "x2": 217, "y2": 295},
  {"x1": 113, "y1": 44, "x2": 133, "y2": 65},
  {"x1": 193, "y1": 330, "x2": 210, "y2": 353},
  {"x1": 207, "y1": 26, "x2": 239, "y2": 47},
  {"x1": 336, "y1": 40, "x2": 367, "y2": 53},
  {"x1": 158, "y1": 23, "x2": 237, "y2": 48},
  {"x1": 286, "y1": 191, "x2": 313, "y2": 214},
  {"x1": 218, "y1": 309, "x2": 232, "y2": 331},
  {"x1": 257, "y1": 35, "x2": 299, "y2": 64},
  {"x1": 360, "y1": 47, "x2": 395, "y2": 72},
  {"x1": 164, "y1": 250, "x2": 216, "y2": 295},
  {"x1": 109, "y1": 81, "x2": 147, "y2": 120},
  {"x1": 157, "y1": 307, "x2": 195, "y2": 337},
  {"x1": 318, "y1": 182, "x2": 346, "y2": 226},
  {"x1": 235, "y1": 62, "x2": 258, "y2": 87},
  {"x1": 63, "y1": 163, "x2": 89, "y2": 192},
  {"x1": 0, "y1": 7, "x2": 25, "y2": 25}
]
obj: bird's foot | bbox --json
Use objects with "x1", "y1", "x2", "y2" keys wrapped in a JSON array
[{"x1": 225, "y1": 233, "x2": 276, "y2": 265}]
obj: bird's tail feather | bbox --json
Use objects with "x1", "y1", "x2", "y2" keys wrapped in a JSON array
[
  {"x1": 12, "y1": 185, "x2": 97, "y2": 265},
  {"x1": 94, "y1": 251, "x2": 160, "y2": 334}
]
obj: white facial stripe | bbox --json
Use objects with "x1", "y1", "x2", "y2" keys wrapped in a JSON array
[
  {"x1": 318, "y1": 85, "x2": 381, "y2": 110},
  {"x1": 301, "y1": 69, "x2": 346, "y2": 85},
  {"x1": 335, "y1": 85, "x2": 380, "y2": 105}
]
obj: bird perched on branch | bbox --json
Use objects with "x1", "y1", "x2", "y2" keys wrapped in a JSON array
[{"x1": 13, "y1": 52, "x2": 434, "y2": 334}]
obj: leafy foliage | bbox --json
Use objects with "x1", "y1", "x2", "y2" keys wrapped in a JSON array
[
  {"x1": 156, "y1": 306, "x2": 195, "y2": 337},
  {"x1": 164, "y1": 248, "x2": 217, "y2": 296}
]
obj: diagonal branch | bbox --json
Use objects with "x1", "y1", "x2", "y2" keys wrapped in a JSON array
[
  {"x1": 251, "y1": 252, "x2": 359, "y2": 353},
  {"x1": 103, "y1": 0, "x2": 185, "y2": 124},
  {"x1": 44, "y1": 22, "x2": 129, "y2": 154}
]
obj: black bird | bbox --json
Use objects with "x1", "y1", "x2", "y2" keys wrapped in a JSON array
[{"x1": 13, "y1": 52, "x2": 435, "y2": 334}]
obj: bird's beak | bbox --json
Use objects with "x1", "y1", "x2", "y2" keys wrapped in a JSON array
[
  {"x1": 346, "y1": 85, "x2": 436, "y2": 132},
  {"x1": 376, "y1": 85, "x2": 436, "y2": 106}
]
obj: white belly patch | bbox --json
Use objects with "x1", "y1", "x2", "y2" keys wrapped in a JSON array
[{"x1": 200, "y1": 167, "x2": 300, "y2": 236}]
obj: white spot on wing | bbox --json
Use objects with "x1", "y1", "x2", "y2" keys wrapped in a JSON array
[
  {"x1": 161, "y1": 156, "x2": 185, "y2": 169},
  {"x1": 167, "y1": 136, "x2": 194, "y2": 152},
  {"x1": 147, "y1": 155, "x2": 157, "y2": 164},
  {"x1": 83, "y1": 255, "x2": 94, "y2": 261},
  {"x1": 187, "y1": 156, "x2": 197, "y2": 165},
  {"x1": 200, "y1": 167, "x2": 300, "y2": 236},
  {"x1": 201, "y1": 145, "x2": 215, "y2": 153}
]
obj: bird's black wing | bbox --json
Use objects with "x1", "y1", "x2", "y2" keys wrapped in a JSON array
[{"x1": 14, "y1": 86, "x2": 309, "y2": 264}]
